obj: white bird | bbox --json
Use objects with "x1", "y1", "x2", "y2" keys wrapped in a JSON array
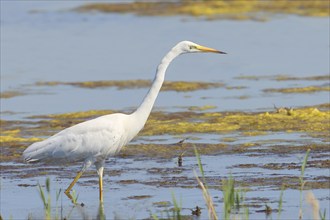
[{"x1": 23, "y1": 41, "x2": 226, "y2": 202}]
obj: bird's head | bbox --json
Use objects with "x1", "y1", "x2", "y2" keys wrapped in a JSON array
[{"x1": 177, "y1": 41, "x2": 226, "y2": 54}]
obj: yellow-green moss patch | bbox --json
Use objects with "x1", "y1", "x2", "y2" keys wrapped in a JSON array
[
  {"x1": 0, "y1": 129, "x2": 42, "y2": 144},
  {"x1": 188, "y1": 105, "x2": 216, "y2": 111},
  {"x1": 36, "y1": 80, "x2": 224, "y2": 92},
  {"x1": 274, "y1": 74, "x2": 330, "y2": 81},
  {"x1": 235, "y1": 74, "x2": 329, "y2": 82},
  {"x1": 30, "y1": 109, "x2": 115, "y2": 119},
  {"x1": 1, "y1": 105, "x2": 329, "y2": 163},
  {"x1": 74, "y1": 1, "x2": 329, "y2": 20},
  {"x1": 264, "y1": 86, "x2": 330, "y2": 93},
  {"x1": 0, "y1": 91, "x2": 26, "y2": 99}
]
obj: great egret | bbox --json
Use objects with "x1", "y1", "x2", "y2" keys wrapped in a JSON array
[{"x1": 23, "y1": 41, "x2": 226, "y2": 202}]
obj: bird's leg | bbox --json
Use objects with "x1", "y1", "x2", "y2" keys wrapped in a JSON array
[
  {"x1": 64, "y1": 170, "x2": 84, "y2": 202},
  {"x1": 98, "y1": 166, "x2": 104, "y2": 202},
  {"x1": 95, "y1": 161, "x2": 105, "y2": 202},
  {"x1": 65, "y1": 171, "x2": 84, "y2": 195},
  {"x1": 64, "y1": 161, "x2": 91, "y2": 203}
]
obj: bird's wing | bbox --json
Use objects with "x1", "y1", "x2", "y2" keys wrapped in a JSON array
[{"x1": 23, "y1": 114, "x2": 128, "y2": 163}]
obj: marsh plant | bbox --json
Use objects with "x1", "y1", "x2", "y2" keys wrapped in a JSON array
[
  {"x1": 189, "y1": 148, "x2": 325, "y2": 220},
  {"x1": 32, "y1": 149, "x2": 326, "y2": 220},
  {"x1": 34, "y1": 178, "x2": 77, "y2": 220},
  {"x1": 194, "y1": 146, "x2": 248, "y2": 220}
]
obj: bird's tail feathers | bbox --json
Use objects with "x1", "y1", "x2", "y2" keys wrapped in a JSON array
[{"x1": 22, "y1": 140, "x2": 53, "y2": 163}]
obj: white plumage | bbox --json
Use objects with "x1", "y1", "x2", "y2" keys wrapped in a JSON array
[
  {"x1": 24, "y1": 114, "x2": 135, "y2": 163},
  {"x1": 23, "y1": 41, "x2": 226, "y2": 202}
]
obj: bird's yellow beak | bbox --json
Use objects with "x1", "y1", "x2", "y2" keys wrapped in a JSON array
[{"x1": 196, "y1": 45, "x2": 227, "y2": 54}]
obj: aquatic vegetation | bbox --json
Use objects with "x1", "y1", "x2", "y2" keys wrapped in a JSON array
[
  {"x1": 273, "y1": 74, "x2": 330, "y2": 81},
  {"x1": 74, "y1": 0, "x2": 329, "y2": 20},
  {"x1": 264, "y1": 85, "x2": 330, "y2": 94},
  {"x1": 188, "y1": 105, "x2": 216, "y2": 111},
  {"x1": 0, "y1": 90, "x2": 26, "y2": 99},
  {"x1": 0, "y1": 129, "x2": 42, "y2": 144},
  {"x1": 226, "y1": 86, "x2": 247, "y2": 90},
  {"x1": 31, "y1": 110, "x2": 115, "y2": 119},
  {"x1": 1, "y1": 106, "x2": 329, "y2": 156},
  {"x1": 14, "y1": 148, "x2": 326, "y2": 220},
  {"x1": 36, "y1": 80, "x2": 224, "y2": 92},
  {"x1": 194, "y1": 146, "x2": 217, "y2": 220},
  {"x1": 236, "y1": 74, "x2": 329, "y2": 81},
  {"x1": 144, "y1": 107, "x2": 330, "y2": 137}
]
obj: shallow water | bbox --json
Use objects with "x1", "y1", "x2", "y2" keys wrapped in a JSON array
[
  {"x1": 1, "y1": 152, "x2": 329, "y2": 219},
  {"x1": 1, "y1": 2, "x2": 329, "y2": 118},
  {"x1": 1, "y1": 2, "x2": 329, "y2": 220}
]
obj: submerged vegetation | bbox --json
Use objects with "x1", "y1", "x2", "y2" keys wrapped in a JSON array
[
  {"x1": 36, "y1": 80, "x2": 225, "y2": 92},
  {"x1": 2, "y1": 106, "x2": 329, "y2": 141},
  {"x1": 264, "y1": 85, "x2": 330, "y2": 94},
  {"x1": 1, "y1": 104, "x2": 329, "y2": 163},
  {"x1": 0, "y1": 90, "x2": 26, "y2": 99},
  {"x1": 1, "y1": 74, "x2": 328, "y2": 99},
  {"x1": 74, "y1": 0, "x2": 330, "y2": 20},
  {"x1": 235, "y1": 74, "x2": 330, "y2": 81}
]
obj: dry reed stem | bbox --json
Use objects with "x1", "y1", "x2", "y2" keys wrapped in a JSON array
[{"x1": 194, "y1": 170, "x2": 218, "y2": 220}]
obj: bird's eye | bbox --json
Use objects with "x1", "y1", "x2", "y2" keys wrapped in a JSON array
[{"x1": 189, "y1": 45, "x2": 197, "y2": 50}]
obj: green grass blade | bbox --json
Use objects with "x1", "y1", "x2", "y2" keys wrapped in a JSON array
[
  {"x1": 300, "y1": 149, "x2": 310, "y2": 181},
  {"x1": 194, "y1": 145, "x2": 205, "y2": 177}
]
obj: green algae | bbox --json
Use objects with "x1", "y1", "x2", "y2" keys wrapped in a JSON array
[
  {"x1": 30, "y1": 110, "x2": 115, "y2": 119},
  {"x1": 235, "y1": 74, "x2": 330, "y2": 81},
  {"x1": 143, "y1": 107, "x2": 330, "y2": 136},
  {"x1": 188, "y1": 105, "x2": 216, "y2": 111},
  {"x1": 0, "y1": 91, "x2": 26, "y2": 99},
  {"x1": 0, "y1": 129, "x2": 42, "y2": 144},
  {"x1": 36, "y1": 80, "x2": 224, "y2": 92},
  {"x1": 273, "y1": 74, "x2": 330, "y2": 81},
  {"x1": 264, "y1": 85, "x2": 330, "y2": 94},
  {"x1": 1, "y1": 106, "x2": 329, "y2": 145},
  {"x1": 124, "y1": 195, "x2": 152, "y2": 200},
  {"x1": 1, "y1": 104, "x2": 329, "y2": 163},
  {"x1": 74, "y1": 0, "x2": 329, "y2": 20}
]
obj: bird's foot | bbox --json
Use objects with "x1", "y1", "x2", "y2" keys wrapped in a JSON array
[{"x1": 64, "y1": 190, "x2": 78, "y2": 204}]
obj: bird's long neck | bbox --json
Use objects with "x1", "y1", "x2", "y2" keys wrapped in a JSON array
[{"x1": 131, "y1": 48, "x2": 181, "y2": 130}]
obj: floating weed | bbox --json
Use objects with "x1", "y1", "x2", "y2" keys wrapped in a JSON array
[
  {"x1": 236, "y1": 74, "x2": 330, "y2": 81},
  {"x1": 274, "y1": 74, "x2": 330, "y2": 81},
  {"x1": 2, "y1": 106, "x2": 328, "y2": 149},
  {"x1": 35, "y1": 80, "x2": 224, "y2": 92},
  {"x1": 264, "y1": 85, "x2": 330, "y2": 94},
  {"x1": 0, "y1": 90, "x2": 26, "y2": 99},
  {"x1": 0, "y1": 128, "x2": 42, "y2": 144},
  {"x1": 74, "y1": 1, "x2": 330, "y2": 19},
  {"x1": 188, "y1": 105, "x2": 217, "y2": 111},
  {"x1": 31, "y1": 109, "x2": 115, "y2": 119}
]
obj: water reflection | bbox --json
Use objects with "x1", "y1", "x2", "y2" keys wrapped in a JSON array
[
  {"x1": 97, "y1": 203, "x2": 106, "y2": 220},
  {"x1": 68, "y1": 202, "x2": 106, "y2": 220}
]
